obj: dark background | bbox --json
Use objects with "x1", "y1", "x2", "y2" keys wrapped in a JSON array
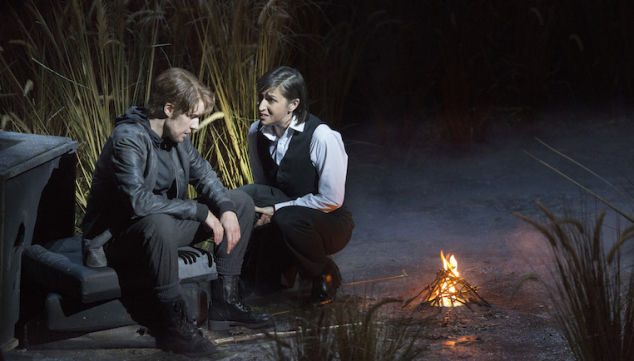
[
  {"x1": 310, "y1": 0, "x2": 634, "y2": 143},
  {"x1": 2, "y1": 0, "x2": 633, "y2": 143}
]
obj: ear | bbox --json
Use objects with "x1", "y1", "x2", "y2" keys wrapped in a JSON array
[
  {"x1": 163, "y1": 103, "x2": 174, "y2": 118},
  {"x1": 288, "y1": 98, "x2": 300, "y2": 113}
]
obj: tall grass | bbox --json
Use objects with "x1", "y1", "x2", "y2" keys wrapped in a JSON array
[
  {"x1": 515, "y1": 202, "x2": 634, "y2": 361},
  {"x1": 190, "y1": 0, "x2": 291, "y2": 188},
  {"x1": 0, "y1": 0, "x2": 307, "y2": 218},
  {"x1": 267, "y1": 298, "x2": 424, "y2": 361},
  {"x1": 0, "y1": 0, "x2": 157, "y2": 215}
]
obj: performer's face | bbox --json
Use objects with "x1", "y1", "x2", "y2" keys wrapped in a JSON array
[
  {"x1": 164, "y1": 99, "x2": 204, "y2": 143},
  {"x1": 258, "y1": 87, "x2": 298, "y2": 128}
]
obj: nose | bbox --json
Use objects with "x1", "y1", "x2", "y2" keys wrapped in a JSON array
[
  {"x1": 258, "y1": 99, "x2": 267, "y2": 112},
  {"x1": 191, "y1": 117, "x2": 199, "y2": 130}
]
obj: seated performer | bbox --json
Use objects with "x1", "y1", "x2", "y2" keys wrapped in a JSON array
[
  {"x1": 241, "y1": 66, "x2": 354, "y2": 303},
  {"x1": 81, "y1": 67, "x2": 270, "y2": 356}
]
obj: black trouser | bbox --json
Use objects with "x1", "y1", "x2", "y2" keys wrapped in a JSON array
[
  {"x1": 105, "y1": 189, "x2": 254, "y2": 301},
  {"x1": 240, "y1": 184, "x2": 354, "y2": 288}
]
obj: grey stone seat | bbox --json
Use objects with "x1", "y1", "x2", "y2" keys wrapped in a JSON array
[{"x1": 20, "y1": 235, "x2": 216, "y2": 337}]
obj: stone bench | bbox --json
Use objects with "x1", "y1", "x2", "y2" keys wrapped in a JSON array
[{"x1": 19, "y1": 235, "x2": 216, "y2": 341}]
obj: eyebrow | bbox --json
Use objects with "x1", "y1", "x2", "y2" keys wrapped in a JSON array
[{"x1": 263, "y1": 91, "x2": 277, "y2": 99}]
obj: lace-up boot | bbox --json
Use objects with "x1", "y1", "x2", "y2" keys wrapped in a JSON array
[
  {"x1": 155, "y1": 296, "x2": 216, "y2": 356},
  {"x1": 209, "y1": 275, "x2": 272, "y2": 330}
]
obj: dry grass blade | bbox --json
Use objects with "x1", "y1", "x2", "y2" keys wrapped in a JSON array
[
  {"x1": 592, "y1": 211, "x2": 606, "y2": 261},
  {"x1": 517, "y1": 203, "x2": 634, "y2": 361},
  {"x1": 511, "y1": 273, "x2": 542, "y2": 300},
  {"x1": 2, "y1": 0, "x2": 308, "y2": 223},
  {"x1": 513, "y1": 210, "x2": 558, "y2": 247},
  {"x1": 607, "y1": 225, "x2": 634, "y2": 263},
  {"x1": 535, "y1": 137, "x2": 634, "y2": 204},
  {"x1": 523, "y1": 150, "x2": 634, "y2": 223},
  {"x1": 267, "y1": 298, "x2": 424, "y2": 361}
]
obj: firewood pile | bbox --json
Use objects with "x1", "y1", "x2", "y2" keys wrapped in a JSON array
[{"x1": 404, "y1": 251, "x2": 490, "y2": 309}]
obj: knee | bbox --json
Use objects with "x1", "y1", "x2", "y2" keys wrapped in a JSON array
[
  {"x1": 228, "y1": 189, "x2": 254, "y2": 212},
  {"x1": 238, "y1": 184, "x2": 258, "y2": 199},
  {"x1": 272, "y1": 208, "x2": 312, "y2": 234},
  {"x1": 227, "y1": 189, "x2": 255, "y2": 224}
]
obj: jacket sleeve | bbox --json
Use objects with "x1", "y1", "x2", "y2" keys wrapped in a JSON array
[
  {"x1": 111, "y1": 131, "x2": 203, "y2": 221},
  {"x1": 185, "y1": 138, "x2": 236, "y2": 215}
]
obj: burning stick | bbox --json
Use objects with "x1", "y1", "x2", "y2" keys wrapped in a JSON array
[
  {"x1": 403, "y1": 251, "x2": 490, "y2": 310},
  {"x1": 343, "y1": 269, "x2": 408, "y2": 287}
]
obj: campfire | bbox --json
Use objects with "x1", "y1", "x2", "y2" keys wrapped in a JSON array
[{"x1": 404, "y1": 251, "x2": 490, "y2": 309}]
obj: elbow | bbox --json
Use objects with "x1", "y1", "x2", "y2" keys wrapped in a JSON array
[
  {"x1": 322, "y1": 194, "x2": 344, "y2": 213},
  {"x1": 130, "y1": 199, "x2": 150, "y2": 218}
]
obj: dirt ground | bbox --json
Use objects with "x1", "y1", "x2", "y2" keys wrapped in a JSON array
[{"x1": 4, "y1": 106, "x2": 634, "y2": 360}]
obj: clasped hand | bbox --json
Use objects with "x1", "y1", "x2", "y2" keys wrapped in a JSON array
[{"x1": 254, "y1": 206, "x2": 274, "y2": 227}]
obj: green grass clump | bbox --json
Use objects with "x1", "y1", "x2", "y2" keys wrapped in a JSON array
[{"x1": 515, "y1": 202, "x2": 634, "y2": 361}]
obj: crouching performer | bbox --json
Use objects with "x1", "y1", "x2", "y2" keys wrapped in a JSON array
[
  {"x1": 81, "y1": 68, "x2": 270, "y2": 356},
  {"x1": 241, "y1": 66, "x2": 354, "y2": 303}
]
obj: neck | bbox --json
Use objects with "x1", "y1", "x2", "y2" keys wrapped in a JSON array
[
  {"x1": 149, "y1": 118, "x2": 165, "y2": 138},
  {"x1": 274, "y1": 114, "x2": 293, "y2": 137}
]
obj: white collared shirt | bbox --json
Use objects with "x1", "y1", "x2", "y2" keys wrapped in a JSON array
[{"x1": 248, "y1": 116, "x2": 348, "y2": 212}]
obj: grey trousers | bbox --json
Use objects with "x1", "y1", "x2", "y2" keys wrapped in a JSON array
[{"x1": 106, "y1": 189, "x2": 254, "y2": 301}]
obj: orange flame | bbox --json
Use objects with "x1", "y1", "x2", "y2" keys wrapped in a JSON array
[{"x1": 436, "y1": 250, "x2": 462, "y2": 307}]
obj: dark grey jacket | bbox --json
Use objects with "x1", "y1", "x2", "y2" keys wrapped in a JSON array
[{"x1": 81, "y1": 106, "x2": 234, "y2": 247}]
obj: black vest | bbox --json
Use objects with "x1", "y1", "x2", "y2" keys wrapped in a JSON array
[{"x1": 256, "y1": 114, "x2": 322, "y2": 198}]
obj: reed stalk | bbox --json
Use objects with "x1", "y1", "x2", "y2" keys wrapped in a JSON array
[
  {"x1": 1, "y1": 0, "x2": 301, "y2": 222},
  {"x1": 267, "y1": 298, "x2": 424, "y2": 361},
  {"x1": 191, "y1": 0, "x2": 292, "y2": 189},
  {"x1": 515, "y1": 202, "x2": 634, "y2": 361},
  {"x1": 1, "y1": 0, "x2": 154, "y2": 216}
]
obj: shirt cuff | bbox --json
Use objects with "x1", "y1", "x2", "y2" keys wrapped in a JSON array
[
  {"x1": 274, "y1": 200, "x2": 294, "y2": 211},
  {"x1": 195, "y1": 203, "x2": 209, "y2": 223}
]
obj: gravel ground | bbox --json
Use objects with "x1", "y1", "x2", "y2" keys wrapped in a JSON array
[{"x1": 4, "y1": 106, "x2": 634, "y2": 360}]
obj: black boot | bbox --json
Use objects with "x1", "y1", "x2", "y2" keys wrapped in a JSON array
[
  {"x1": 154, "y1": 296, "x2": 216, "y2": 356},
  {"x1": 311, "y1": 258, "x2": 342, "y2": 304},
  {"x1": 209, "y1": 275, "x2": 272, "y2": 330}
]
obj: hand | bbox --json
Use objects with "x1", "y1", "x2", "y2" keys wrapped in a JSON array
[
  {"x1": 220, "y1": 211, "x2": 241, "y2": 254},
  {"x1": 254, "y1": 206, "x2": 274, "y2": 227},
  {"x1": 255, "y1": 213, "x2": 272, "y2": 227},
  {"x1": 255, "y1": 206, "x2": 274, "y2": 216},
  {"x1": 204, "y1": 211, "x2": 224, "y2": 246}
]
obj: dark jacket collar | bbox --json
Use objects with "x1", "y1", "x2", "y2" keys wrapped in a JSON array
[{"x1": 116, "y1": 106, "x2": 174, "y2": 150}]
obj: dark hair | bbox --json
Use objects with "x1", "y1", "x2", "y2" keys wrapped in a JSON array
[
  {"x1": 147, "y1": 68, "x2": 214, "y2": 119},
  {"x1": 257, "y1": 66, "x2": 309, "y2": 123}
]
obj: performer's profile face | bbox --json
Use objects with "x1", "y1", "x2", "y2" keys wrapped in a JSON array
[
  {"x1": 164, "y1": 99, "x2": 204, "y2": 143},
  {"x1": 258, "y1": 87, "x2": 296, "y2": 127}
]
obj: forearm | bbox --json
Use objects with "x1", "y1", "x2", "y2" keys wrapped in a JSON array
[
  {"x1": 187, "y1": 138, "x2": 236, "y2": 215},
  {"x1": 275, "y1": 193, "x2": 342, "y2": 212}
]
